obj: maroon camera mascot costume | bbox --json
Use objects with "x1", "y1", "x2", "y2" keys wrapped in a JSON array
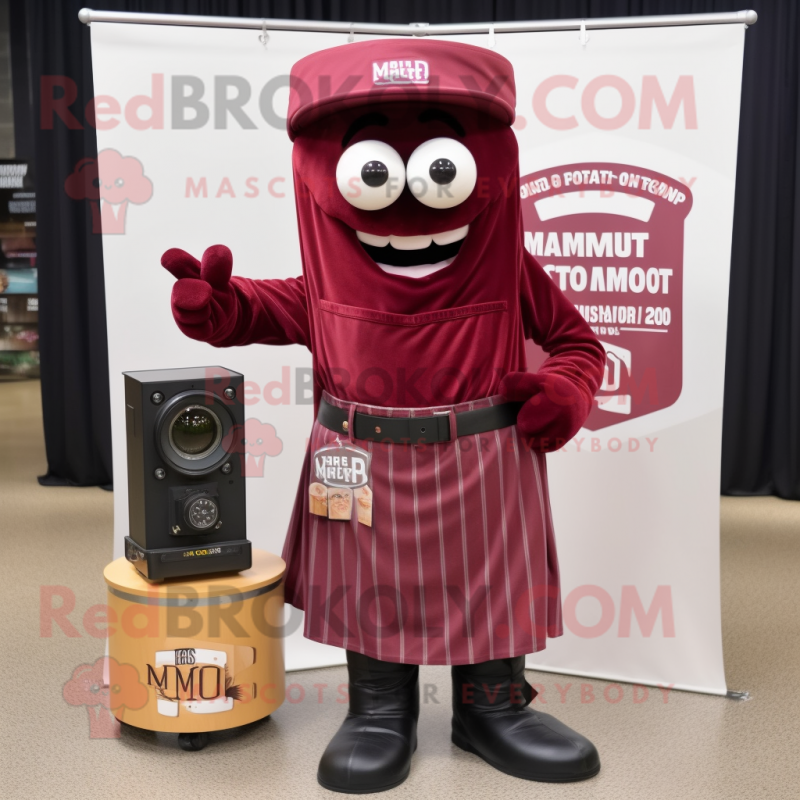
[{"x1": 162, "y1": 39, "x2": 605, "y2": 792}]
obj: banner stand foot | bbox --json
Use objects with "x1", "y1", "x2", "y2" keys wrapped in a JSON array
[{"x1": 726, "y1": 690, "x2": 751, "y2": 701}]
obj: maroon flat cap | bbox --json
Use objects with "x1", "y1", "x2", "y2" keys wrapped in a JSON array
[{"x1": 287, "y1": 38, "x2": 516, "y2": 140}]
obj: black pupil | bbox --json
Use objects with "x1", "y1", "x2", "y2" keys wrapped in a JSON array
[
  {"x1": 361, "y1": 161, "x2": 389, "y2": 187},
  {"x1": 429, "y1": 158, "x2": 457, "y2": 185},
  {"x1": 172, "y1": 410, "x2": 217, "y2": 456}
]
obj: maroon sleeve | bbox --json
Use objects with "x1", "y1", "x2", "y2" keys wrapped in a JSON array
[
  {"x1": 519, "y1": 249, "x2": 606, "y2": 402},
  {"x1": 206, "y1": 275, "x2": 311, "y2": 349},
  {"x1": 502, "y1": 250, "x2": 606, "y2": 450}
]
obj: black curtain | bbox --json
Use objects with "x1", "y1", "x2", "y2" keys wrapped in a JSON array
[
  {"x1": 10, "y1": 1, "x2": 800, "y2": 496},
  {"x1": 12, "y1": 1, "x2": 112, "y2": 487}
]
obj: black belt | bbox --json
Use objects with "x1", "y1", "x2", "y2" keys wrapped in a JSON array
[{"x1": 318, "y1": 397, "x2": 522, "y2": 445}]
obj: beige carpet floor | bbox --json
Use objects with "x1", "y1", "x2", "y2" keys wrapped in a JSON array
[{"x1": 1, "y1": 380, "x2": 798, "y2": 799}]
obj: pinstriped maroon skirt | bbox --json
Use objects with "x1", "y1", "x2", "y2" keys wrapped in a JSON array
[{"x1": 281, "y1": 391, "x2": 563, "y2": 665}]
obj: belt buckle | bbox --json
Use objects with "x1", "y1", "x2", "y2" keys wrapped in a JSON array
[{"x1": 432, "y1": 410, "x2": 453, "y2": 444}]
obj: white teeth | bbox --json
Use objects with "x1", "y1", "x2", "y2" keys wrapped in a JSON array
[
  {"x1": 356, "y1": 225, "x2": 469, "y2": 251},
  {"x1": 389, "y1": 234, "x2": 433, "y2": 250},
  {"x1": 432, "y1": 225, "x2": 469, "y2": 246},
  {"x1": 376, "y1": 258, "x2": 456, "y2": 279},
  {"x1": 355, "y1": 231, "x2": 390, "y2": 247}
]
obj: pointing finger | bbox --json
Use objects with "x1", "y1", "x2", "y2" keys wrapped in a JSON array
[
  {"x1": 161, "y1": 248, "x2": 201, "y2": 280},
  {"x1": 200, "y1": 244, "x2": 233, "y2": 290}
]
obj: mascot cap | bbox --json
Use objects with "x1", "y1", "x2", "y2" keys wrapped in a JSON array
[{"x1": 287, "y1": 38, "x2": 516, "y2": 140}]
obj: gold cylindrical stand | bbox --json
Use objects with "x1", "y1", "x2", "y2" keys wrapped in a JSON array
[{"x1": 104, "y1": 549, "x2": 285, "y2": 736}]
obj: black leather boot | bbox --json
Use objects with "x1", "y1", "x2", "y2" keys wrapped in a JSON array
[
  {"x1": 451, "y1": 657, "x2": 600, "y2": 782},
  {"x1": 317, "y1": 651, "x2": 419, "y2": 794}
]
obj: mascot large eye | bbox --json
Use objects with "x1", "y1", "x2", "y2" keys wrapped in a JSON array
[
  {"x1": 406, "y1": 138, "x2": 477, "y2": 209},
  {"x1": 336, "y1": 140, "x2": 406, "y2": 210}
]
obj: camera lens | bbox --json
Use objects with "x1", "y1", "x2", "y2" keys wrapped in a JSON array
[{"x1": 168, "y1": 406, "x2": 222, "y2": 461}]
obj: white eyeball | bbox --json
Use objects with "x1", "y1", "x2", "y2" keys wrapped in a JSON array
[
  {"x1": 336, "y1": 140, "x2": 406, "y2": 210},
  {"x1": 406, "y1": 138, "x2": 477, "y2": 209}
]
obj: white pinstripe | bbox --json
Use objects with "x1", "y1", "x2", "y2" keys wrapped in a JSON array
[
  {"x1": 354, "y1": 439, "x2": 372, "y2": 655},
  {"x1": 307, "y1": 512, "x2": 320, "y2": 641},
  {"x1": 454, "y1": 435, "x2": 474, "y2": 663},
  {"x1": 475, "y1": 431, "x2": 494, "y2": 660},
  {"x1": 433, "y1": 443, "x2": 451, "y2": 664},
  {"x1": 410, "y1": 412, "x2": 429, "y2": 664},
  {"x1": 340, "y1": 521, "x2": 349, "y2": 651},
  {"x1": 511, "y1": 426, "x2": 537, "y2": 650},
  {"x1": 323, "y1": 514, "x2": 332, "y2": 644},
  {"x1": 388, "y1": 412, "x2": 406, "y2": 663},
  {"x1": 493, "y1": 428, "x2": 515, "y2": 656},
  {"x1": 351, "y1": 507, "x2": 365, "y2": 654},
  {"x1": 531, "y1": 448, "x2": 551, "y2": 642},
  {"x1": 283, "y1": 423, "x2": 320, "y2": 614},
  {"x1": 535, "y1": 452, "x2": 556, "y2": 536},
  {"x1": 368, "y1": 435, "x2": 381, "y2": 660}
]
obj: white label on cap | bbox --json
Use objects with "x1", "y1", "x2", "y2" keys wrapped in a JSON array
[{"x1": 373, "y1": 60, "x2": 429, "y2": 85}]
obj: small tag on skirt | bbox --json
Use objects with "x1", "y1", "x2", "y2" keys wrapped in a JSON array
[{"x1": 310, "y1": 441, "x2": 372, "y2": 527}]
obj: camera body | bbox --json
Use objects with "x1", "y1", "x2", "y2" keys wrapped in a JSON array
[{"x1": 123, "y1": 366, "x2": 251, "y2": 580}]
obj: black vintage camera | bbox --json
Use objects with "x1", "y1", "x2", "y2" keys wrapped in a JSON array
[{"x1": 123, "y1": 366, "x2": 251, "y2": 580}]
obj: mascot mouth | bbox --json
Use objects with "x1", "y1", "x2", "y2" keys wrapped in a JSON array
[{"x1": 356, "y1": 225, "x2": 468, "y2": 278}]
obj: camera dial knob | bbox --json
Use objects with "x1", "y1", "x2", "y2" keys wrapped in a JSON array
[{"x1": 183, "y1": 494, "x2": 219, "y2": 532}]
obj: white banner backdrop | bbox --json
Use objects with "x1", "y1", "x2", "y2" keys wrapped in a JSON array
[{"x1": 90, "y1": 21, "x2": 745, "y2": 690}]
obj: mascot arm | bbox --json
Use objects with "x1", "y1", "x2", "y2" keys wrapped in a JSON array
[
  {"x1": 502, "y1": 249, "x2": 607, "y2": 452},
  {"x1": 161, "y1": 244, "x2": 310, "y2": 349}
]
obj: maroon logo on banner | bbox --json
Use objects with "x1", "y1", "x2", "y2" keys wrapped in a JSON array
[
  {"x1": 64, "y1": 149, "x2": 153, "y2": 235},
  {"x1": 520, "y1": 162, "x2": 693, "y2": 430}
]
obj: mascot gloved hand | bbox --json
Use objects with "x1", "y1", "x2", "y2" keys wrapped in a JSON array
[
  {"x1": 161, "y1": 245, "x2": 235, "y2": 342},
  {"x1": 500, "y1": 371, "x2": 595, "y2": 453},
  {"x1": 161, "y1": 243, "x2": 309, "y2": 349}
]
